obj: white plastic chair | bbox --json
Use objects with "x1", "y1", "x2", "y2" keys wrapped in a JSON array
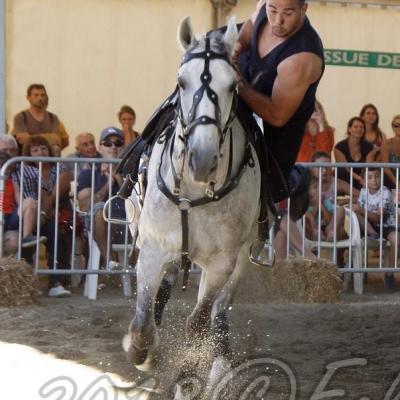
[
  {"x1": 297, "y1": 207, "x2": 364, "y2": 293},
  {"x1": 83, "y1": 233, "x2": 133, "y2": 300}
]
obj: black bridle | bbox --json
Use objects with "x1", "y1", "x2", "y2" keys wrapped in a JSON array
[
  {"x1": 156, "y1": 37, "x2": 254, "y2": 289},
  {"x1": 176, "y1": 37, "x2": 237, "y2": 148}
]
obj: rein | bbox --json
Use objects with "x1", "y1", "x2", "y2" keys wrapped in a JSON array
[{"x1": 156, "y1": 38, "x2": 254, "y2": 289}]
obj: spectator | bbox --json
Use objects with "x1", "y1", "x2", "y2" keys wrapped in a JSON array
[
  {"x1": 305, "y1": 150, "x2": 358, "y2": 244},
  {"x1": 296, "y1": 100, "x2": 335, "y2": 162},
  {"x1": 0, "y1": 151, "x2": 18, "y2": 255},
  {"x1": 22, "y1": 135, "x2": 72, "y2": 297},
  {"x1": 77, "y1": 127, "x2": 126, "y2": 266},
  {"x1": 0, "y1": 134, "x2": 43, "y2": 248},
  {"x1": 12, "y1": 83, "x2": 69, "y2": 150},
  {"x1": 381, "y1": 114, "x2": 400, "y2": 189},
  {"x1": 118, "y1": 105, "x2": 140, "y2": 147},
  {"x1": 359, "y1": 103, "x2": 386, "y2": 160},
  {"x1": 66, "y1": 132, "x2": 101, "y2": 176},
  {"x1": 353, "y1": 168, "x2": 398, "y2": 290},
  {"x1": 0, "y1": 134, "x2": 19, "y2": 158},
  {"x1": 334, "y1": 117, "x2": 375, "y2": 190}
]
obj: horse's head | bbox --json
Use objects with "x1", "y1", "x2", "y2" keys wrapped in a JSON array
[{"x1": 176, "y1": 17, "x2": 238, "y2": 185}]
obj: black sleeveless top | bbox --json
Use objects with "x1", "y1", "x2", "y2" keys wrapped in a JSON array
[{"x1": 238, "y1": 7, "x2": 324, "y2": 180}]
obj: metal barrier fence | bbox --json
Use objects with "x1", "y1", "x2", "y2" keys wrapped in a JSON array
[
  {"x1": 0, "y1": 157, "x2": 399, "y2": 294},
  {"x1": 0, "y1": 156, "x2": 134, "y2": 279},
  {"x1": 285, "y1": 162, "x2": 400, "y2": 277}
]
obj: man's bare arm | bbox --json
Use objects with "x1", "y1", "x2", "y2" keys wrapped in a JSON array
[{"x1": 238, "y1": 52, "x2": 322, "y2": 127}]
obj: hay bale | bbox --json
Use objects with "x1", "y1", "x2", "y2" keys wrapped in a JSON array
[
  {"x1": 0, "y1": 257, "x2": 39, "y2": 307},
  {"x1": 263, "y1": 257, "x2": 342, "y2": 303}
]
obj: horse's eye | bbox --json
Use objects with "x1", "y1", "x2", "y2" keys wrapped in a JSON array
[{"x1": 177, "y1": 77, "x2": 186, "y2": 90}]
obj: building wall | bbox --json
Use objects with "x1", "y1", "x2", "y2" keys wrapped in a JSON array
[
  {"x1": 5, "y1": 0, "x2": 400, "y2": 152},
  {"x1": 6, "y1": 0, "x2": 213, "y2": 153}
]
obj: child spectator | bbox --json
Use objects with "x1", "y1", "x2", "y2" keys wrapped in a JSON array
[{"x1": 354, "y1": 168, "x2": 398, "y2": 290}]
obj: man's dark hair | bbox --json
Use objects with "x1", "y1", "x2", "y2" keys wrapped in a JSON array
[
  {"x1": 27, "y1": 83, "x2": 47, "y2": 96},
  {"x1": 311, "y1": 151, "x2": 331, "y2": 162}
]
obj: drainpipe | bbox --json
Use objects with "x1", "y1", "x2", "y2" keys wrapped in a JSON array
[
  {"x1": 0, "y1": 0, "x2": 5, "y2": 134},
  {"x1": 210, "y1": 0, "x2": 238, "y2": 29}
]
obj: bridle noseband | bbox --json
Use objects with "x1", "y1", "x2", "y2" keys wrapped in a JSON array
[{"x1": 177, "y1": 36, "x2": 237, "y2": 147}]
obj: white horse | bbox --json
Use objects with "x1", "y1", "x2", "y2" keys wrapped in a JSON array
[{"x1": 124, "y1": 16, "x2": 261, "y2": 391}]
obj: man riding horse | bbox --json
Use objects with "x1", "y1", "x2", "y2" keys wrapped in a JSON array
[{"x1": 118, "y1": 0, "x2": 324, "y2": 247}]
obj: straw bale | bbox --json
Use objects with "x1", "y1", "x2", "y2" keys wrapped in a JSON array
[
  {"x1": 263, "y1": 258, "x2": 342, "y2": 303},
  {"x1": 0, "y1": 257, "x2": 39, "y2": 307}
]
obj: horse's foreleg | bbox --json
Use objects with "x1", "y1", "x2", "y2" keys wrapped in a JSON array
[
  {"x1": 186, "y1": 258, "x2": 235, "y2": 342},
  {"x1": 210, "y1": 245, "x2": 247, "y2": 358},
  {"x1": 154, "y1": 261, "x2": 179, "y2": 326},
  {"x1": 125, "y1": 244, "x2": 166, "y2": 370}
]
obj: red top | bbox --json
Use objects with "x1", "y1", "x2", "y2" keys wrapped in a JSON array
[
  {"x1": 0, "y1": 178, "x2": 16, "y2": 214},
  {"x1": 296, "y1": 128, "x2": 335, "y2": 163}
]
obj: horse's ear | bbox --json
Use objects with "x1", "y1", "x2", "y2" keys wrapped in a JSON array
[
  {"x1": 223, "y1": 17, "x2": 238, "y2": 57},
  {"x1": 178, "y1": 16, "x2": 196, "y2": 51}
]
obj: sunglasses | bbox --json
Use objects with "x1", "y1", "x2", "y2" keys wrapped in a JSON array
[
  {"x1": 101, "y1": 139, "x2": 124, "y2": 148},
  {"x1": 393, "y1": 124, "x2": 400, "y2": 129}
]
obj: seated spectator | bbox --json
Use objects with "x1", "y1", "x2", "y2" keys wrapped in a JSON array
[
  {"x1": 118, "y1": 105, "x2": 140, "y2": 147},
  {"x1": 77, "y1": 127, "x2": 126, "y2": 266},
  {"x1": 359, "y1": 103, "x2": 385, "y2": 161},
  {"x1": 0, "y1": 134, "x2": 19, "y2": 158},
  {"x1": 381, "y1": 114, "x2": 400, "y2": 189},
  {"x1": 308, "y1": 151, "x2": 358, "y2": 246},
  {"x1": 0, "y1": 134, "x2": 43, "y2": 248},
  {"x1": 353, "y1": 168, "x2": 398, "y2": 290},
  {"x1": 12, "y1": 83, "x2": 69, "y2": 150},
  {"x1": 66, "y1": 132, "x2": 101, "y2": 176},
  {"x1": 0, "y1": 151, "x2": 18, "y2": 255},
  {"x1": 273, "y1": 168, "x2": 316, "y2": 260},
  {"x1": 334, "y1": 117, "x2": 375, "y2": 190},
  {"x1": 296, "y1": 100, "x2": 334, "y2": 162},
  {"x1": 22, "y1": 135, "x2": 73, "y2": 297}
]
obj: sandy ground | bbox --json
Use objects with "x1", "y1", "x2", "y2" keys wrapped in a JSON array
[{"x1": 1, "y1": 270, "x2": 400, "y2": 400}]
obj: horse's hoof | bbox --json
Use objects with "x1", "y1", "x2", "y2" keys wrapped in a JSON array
[{"x1": 122, "y1": 334, "x2": 149, "y2": 366}]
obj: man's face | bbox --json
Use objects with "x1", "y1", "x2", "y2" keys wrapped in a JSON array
[
  {"x1": 27, "y1": 89, "x2": 47, "y2": 109},
  {"x1": 0, "y1": 141, "x2": 18, "y2": 158},
  {"x1": 266, "y1": 0, "x2": 306, "y2": 38},
  {"x1": 99, "y1": 135, "x2": 124, "y2": 159},
  {"x1": 76, "y1": 133, "x2": 97, "y2": 157}
]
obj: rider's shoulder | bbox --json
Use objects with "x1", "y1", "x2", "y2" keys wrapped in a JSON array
[{"x1": 278, "y1": 52, "x2": 322, "y2": 80}]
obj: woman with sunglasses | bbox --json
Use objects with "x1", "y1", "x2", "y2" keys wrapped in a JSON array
[{"x1": 381, "y1": 115, "x2": 400, "y2": 189}]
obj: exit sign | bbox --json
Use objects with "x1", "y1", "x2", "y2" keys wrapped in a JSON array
[{"x1": 324, "y1": 49, "x2": 400, "y2": 69}]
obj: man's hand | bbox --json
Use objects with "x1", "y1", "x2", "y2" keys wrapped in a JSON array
[{"x1": 15, "y1": 132, "x2": 30, "y2": 145}]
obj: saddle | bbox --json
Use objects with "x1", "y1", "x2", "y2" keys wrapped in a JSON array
[{"x1": 116, "y1": 90, "x2": 293, "y2": 242}]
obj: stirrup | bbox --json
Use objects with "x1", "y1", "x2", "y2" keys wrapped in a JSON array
[
  {"x1": 103, "y1": 195, "x2": 136, "y2": 225},
  {"x1": 248, "y1": 239, "x2": 275, "y2": 267}
]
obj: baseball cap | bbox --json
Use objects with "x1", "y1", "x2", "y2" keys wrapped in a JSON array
[{"x1": 100, "y1": 127, "x2": 124, "y2": 142}]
